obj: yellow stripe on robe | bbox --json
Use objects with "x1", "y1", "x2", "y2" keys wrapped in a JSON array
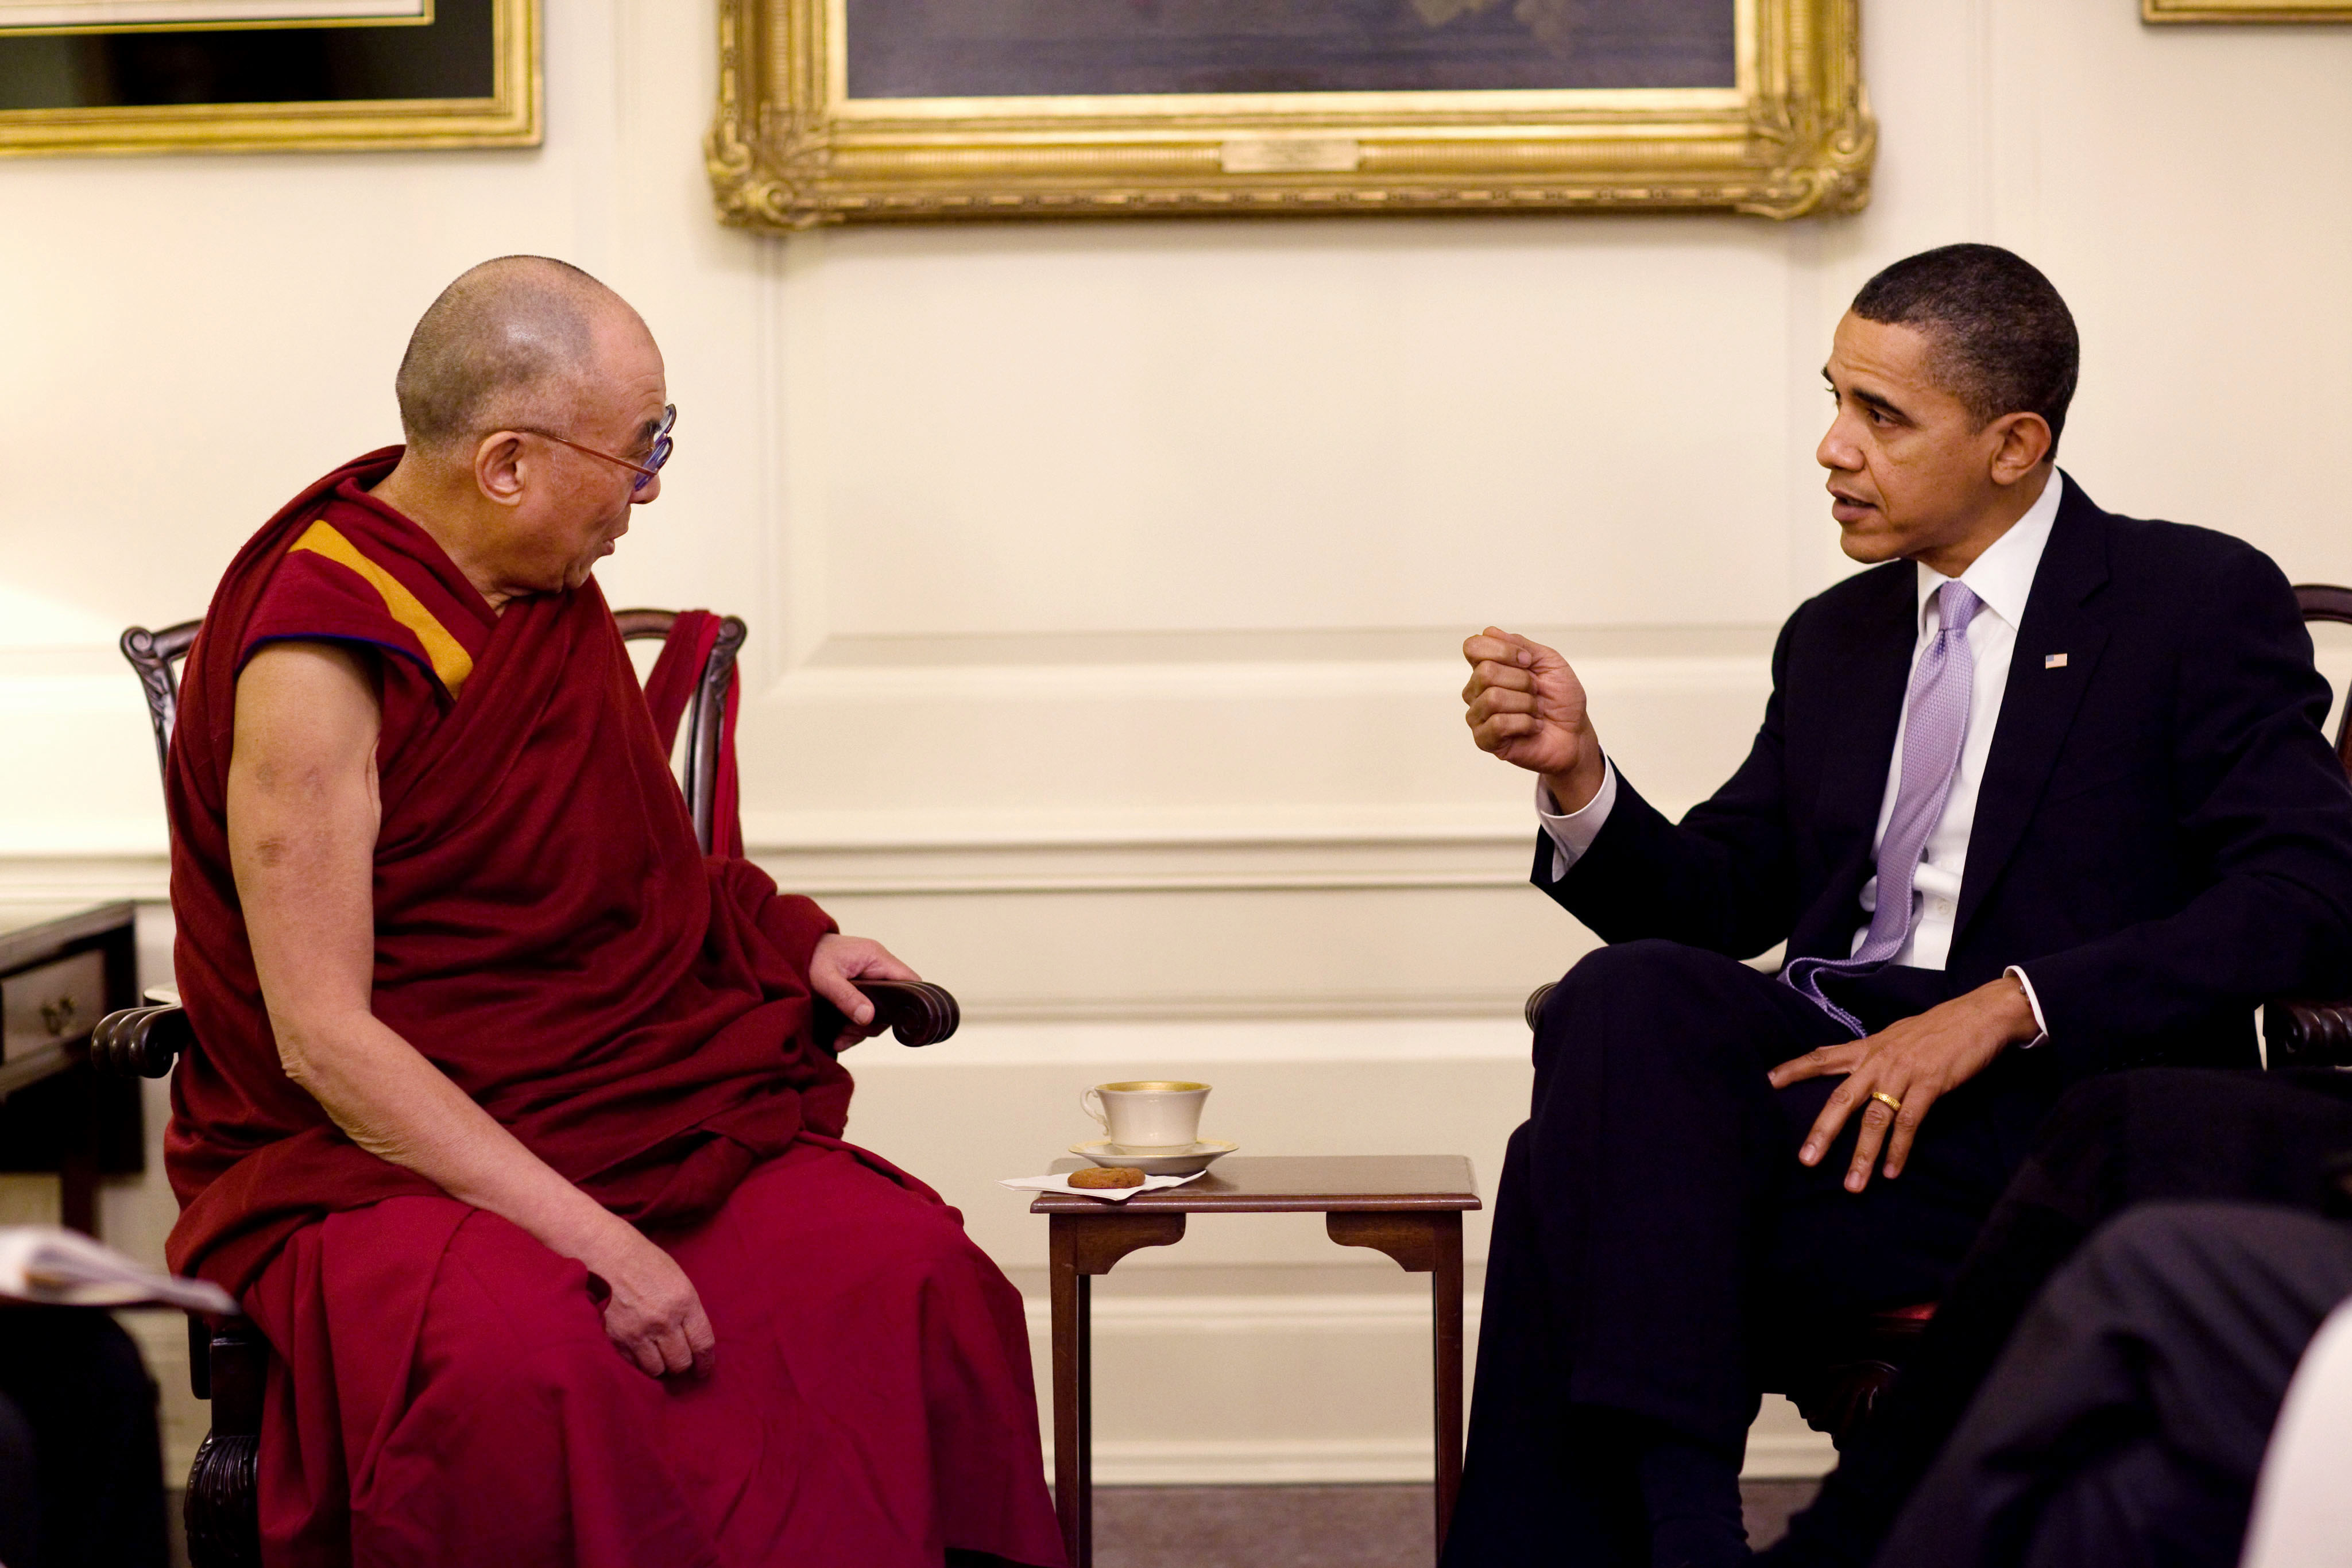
[{"x1": 288, "y1": 520, "x2": 476, "y2": 697}]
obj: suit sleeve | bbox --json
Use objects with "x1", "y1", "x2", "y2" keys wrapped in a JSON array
[
  {"x1": 2024, "y1": 548, "x2": 2352, "y2": 1056},
  {"x1": 1531, "y1": 614, "x2": 1804, "y2": 961}
]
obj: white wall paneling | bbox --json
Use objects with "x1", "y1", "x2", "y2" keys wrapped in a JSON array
[{"x1": 5, "y1": 0, "x2": 2350, "y2": 1488}]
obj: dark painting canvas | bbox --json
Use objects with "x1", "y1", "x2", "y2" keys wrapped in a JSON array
[{"x1": 845, "y1": 0, "x2": 1737, "y2": 100}]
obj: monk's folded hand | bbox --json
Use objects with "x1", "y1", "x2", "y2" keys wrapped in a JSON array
[
  {"x1": 584, "y1": 1221, "x2": 717, "y2": 1379},
  {"x1": 1461, "y1": 627, "x2": 1608, "y2": 815},
  {"x1": 1768, "y1": 975, "x2": 2040, "y2": 1194},
  {"x1": 811, "y1": 933, "x2": 920, "y2": 1042}
]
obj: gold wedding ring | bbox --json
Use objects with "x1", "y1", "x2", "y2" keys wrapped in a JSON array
[{"x1": 1870, "y1": 1090, "x2": 1904, "y2": 1114}]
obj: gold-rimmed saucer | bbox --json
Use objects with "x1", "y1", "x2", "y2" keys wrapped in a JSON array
[{"x1": 1069, "y1": 1138, "x2": 1238, "y2": 1178}]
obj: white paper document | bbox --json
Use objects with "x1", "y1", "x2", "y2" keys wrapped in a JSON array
[{"x1": 0, "y1": 1226, "x2": 237, "y2": 1314}]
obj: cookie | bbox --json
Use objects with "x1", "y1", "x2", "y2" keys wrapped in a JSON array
[{"x1": 1069, "y1": 1165, "x2": 1147, "y2": 1189}]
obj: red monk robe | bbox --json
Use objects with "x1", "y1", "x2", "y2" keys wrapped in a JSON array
[{"x1": 164, "y1": 451, "x2": 1064, "y2": 1568}]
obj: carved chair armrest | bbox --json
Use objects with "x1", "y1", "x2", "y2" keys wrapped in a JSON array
[
  {"x1": 849, "y1": 980, "x2": 961, "y2": 1047},
  {"x1": 2266, "y1": 998, "x2": 2352, "y2": 1070},
  {"x1": 91, "y1": 1004, "x2": 194, "y2": 1079}
]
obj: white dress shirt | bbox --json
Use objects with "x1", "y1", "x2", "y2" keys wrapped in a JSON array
[{"x1": 1539, "y1": 473, "x2": 2069, "y2": 1036}]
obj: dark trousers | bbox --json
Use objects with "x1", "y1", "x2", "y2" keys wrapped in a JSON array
[
  {"x1": 1878, "y1": 1202, "x2": 2352, "y2": 1568},
  {"x1": 1442, "y1": 941, "x2": 2064, "y2": 1567},
  {"x1": 0, "y1": 1306, "x2": 171, "y2": 1568},
  {"x1": 1766, "y1": 1068, "x2": 2352, "y2": 1568}
]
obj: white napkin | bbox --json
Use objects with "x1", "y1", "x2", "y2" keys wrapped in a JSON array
[{"x1": 999, "y1": 1171, "x2": 1208, "y2": 1203}]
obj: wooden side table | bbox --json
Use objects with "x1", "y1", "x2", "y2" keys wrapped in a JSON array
[
  {"x1": 0, "y1": 902, "x2": 142, "y2": 1237},
  {"x1": 1032, "y1": 1154, "x2": 1481, "y2": 1568}
]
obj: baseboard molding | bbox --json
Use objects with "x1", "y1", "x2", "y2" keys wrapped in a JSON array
[
  {"x1": 1743, "y1": 1434, "x2": 1840, "y2": 1480},
  {"x1": 1062, "y1": 1437, "x2": 1441, "y2": 1486},
  {"x1": 1054, "y1": 1434, "x2": 1837, "y2": 1486}
]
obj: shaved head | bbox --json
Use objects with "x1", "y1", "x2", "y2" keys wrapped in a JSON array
[{"x1": 394, "y1": 256, "x2": 638, "y2": 456}]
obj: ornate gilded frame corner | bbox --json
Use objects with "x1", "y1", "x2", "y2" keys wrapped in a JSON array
[
  {"x1": 0, "y1": 0, "x2": 539, "y2": 158},
  {"x1": 2145, "y1": 0, "x2": 2352, "y2": 19},
  {"x1": 706, "y1": 0, "x2": 1874, "y2": 229}
]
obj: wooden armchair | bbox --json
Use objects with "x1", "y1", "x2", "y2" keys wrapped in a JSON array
[
  {"x1": 1514, "y1": 582, "x2": 2352, "y2": 1455},
  {"x1": 96, "y1": 610, "x2": 960, "y2": 1568}
]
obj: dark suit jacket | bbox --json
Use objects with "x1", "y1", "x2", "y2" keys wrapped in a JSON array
[{"x1": 1539, "y1": 477, "x2": 2352, "y2": 1072}]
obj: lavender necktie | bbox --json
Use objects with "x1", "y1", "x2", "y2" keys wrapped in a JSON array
[{"x1": 1783, "y1": 579, "x2": 1983, "y2": 1035}]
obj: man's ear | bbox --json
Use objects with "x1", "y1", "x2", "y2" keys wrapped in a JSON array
[
  {"x1": 1986, "y1": 412, "x2": 2054, "y2": 486},
  {"x1": 473, "y1": 433, "x2": 529, "y2": 509}
]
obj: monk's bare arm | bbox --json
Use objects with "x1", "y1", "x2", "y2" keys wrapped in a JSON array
[{"x1": 227, "y1": 643, "x2": 713, "y2": 1378}]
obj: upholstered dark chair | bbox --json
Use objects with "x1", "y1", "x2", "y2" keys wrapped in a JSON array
[
  {"x1": 1514, "y1": 581, "x2": 2352, "y2": 1455},
  {"x1": 95, "y1": 611, "x2": 958, "y2": 1568}
]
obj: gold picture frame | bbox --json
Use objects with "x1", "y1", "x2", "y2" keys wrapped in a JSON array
[
  {"x1": 2145, "y1": 0, "x2": 2352, "y2": 18},
  {"x1": 0, "y1": 0, "x2": 537, "y2": 157},
  {"x1": 706, "y1": 0, "x2": 1875, "y2": 229}
]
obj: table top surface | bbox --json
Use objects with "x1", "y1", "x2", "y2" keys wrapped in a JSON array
[
  {"x1": 1032, "y1": 1154, "x2": 1479, "y2": 1215},
  {"x1": 0, "y1": 902, "x2": 136, "y2": 973}
]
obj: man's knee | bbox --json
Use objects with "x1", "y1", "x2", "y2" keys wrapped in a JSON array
[
  {"x1": 2077, "y1": 1202, "x2": 2246, "y2": 1287},
  {"x1": 1553, "y1": 938, "x2": 1724, "y2": 996},
  {"x1": 2072, "y1": 1202, "x2": 2352, "y2": 1326},
  {"x1": 857, "y1": 1197, "x2": 993, "y2": 1292},
  {"x1": 2037, "y1": 1067, "x2": 2283, "y2": 1171},
  {"x1": 1535, "y1": 939, "x2": 1760, "y2": 1070},
  {"x1": 737, "y1": 1155, "x2": 997, "y2": 1303},
  {"x1": 2040, "y1": 1067, "x2": 2221, "y2": 1147}
]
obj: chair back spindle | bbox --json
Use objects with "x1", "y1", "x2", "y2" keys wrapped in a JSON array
[
  {"x1": 2293, "y1": 584, "x2": 2352, "y2": 780},
  {"x1": 121, "y1": 610, "x2": 745, "y2": 857}
]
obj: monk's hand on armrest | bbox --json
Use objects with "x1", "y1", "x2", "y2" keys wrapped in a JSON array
[
  {"x1": 578, "y1": 1217, "x2": 716, "y2": 1380},
  {"x1": 1461, "y1": 628, "x2": 1607, "y2": 814},
  {"x1": 810, "y1": 933, "x2": 920, "y2": 1042},
  {"x1": 1769, "y1": 975, "x2": 2040, "y2": 1194}
]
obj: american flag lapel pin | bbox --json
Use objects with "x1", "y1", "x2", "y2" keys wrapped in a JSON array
[{"x1": 2045, "y1": 653, "x2": 2069, "y2": 669}]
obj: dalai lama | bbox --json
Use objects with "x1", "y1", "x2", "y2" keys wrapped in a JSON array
[{"x1": 161, "y1": 257, "x2": 1064, "y2": 1568}]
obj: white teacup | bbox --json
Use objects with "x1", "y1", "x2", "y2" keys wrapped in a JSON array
[{"x1": 1081, "y1": 1081, "x2": 1210, "y2": 1155}]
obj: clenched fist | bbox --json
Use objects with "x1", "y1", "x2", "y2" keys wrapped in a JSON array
[{"x1": 1461, "y1": 628, "x2": 1608, "y2": 814}]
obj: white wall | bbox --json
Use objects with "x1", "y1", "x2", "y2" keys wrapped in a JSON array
[{"x1": 4, "y1": 0, "x2": 2351, "y2": 1487}]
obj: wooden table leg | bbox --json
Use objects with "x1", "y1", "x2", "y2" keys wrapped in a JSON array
[
  {"x1": 1049, "y1": 1219, "x2": 1086, "y2": 1568},
  {"x1": 1326, "y1": 1209, "x2": 1467, "y2": 1566},
  {"x1": 1049, "y1": 1209, "x2": 1187, "y2": 1568},
  {"x1": 1430, "y1": 1210, "x2": 1464, "y2": 1558}
]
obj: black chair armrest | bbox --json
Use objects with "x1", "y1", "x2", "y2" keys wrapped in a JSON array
[
  {"x1": 854, "y1": 980, "x2": 961, "y2": 1047},
  {"x1": 91, "y1": 1004, "x2": 194, "y2": 1079},
  {"x1": 2266, "y1": 998, "x2": 2352, "y2": 1070},
  {"x1": 1524, "y1": 982, "x2": 1557, "y2": 1032},
  {"x1": 814, "y1": 980, "x2": 961, "y2": 1053}
]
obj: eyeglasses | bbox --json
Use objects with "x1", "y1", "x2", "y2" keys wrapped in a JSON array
[{"x1": 528, "y1": 404, "x2": 676, "y2": 493}]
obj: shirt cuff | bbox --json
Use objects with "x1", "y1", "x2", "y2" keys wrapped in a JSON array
[
  {"x1": 2003, "y1": 965, "x2": 2051, "y2": 1048},
  {"x1": 1538, "y1": 759, "x2": 1618, "y2": 881}
]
